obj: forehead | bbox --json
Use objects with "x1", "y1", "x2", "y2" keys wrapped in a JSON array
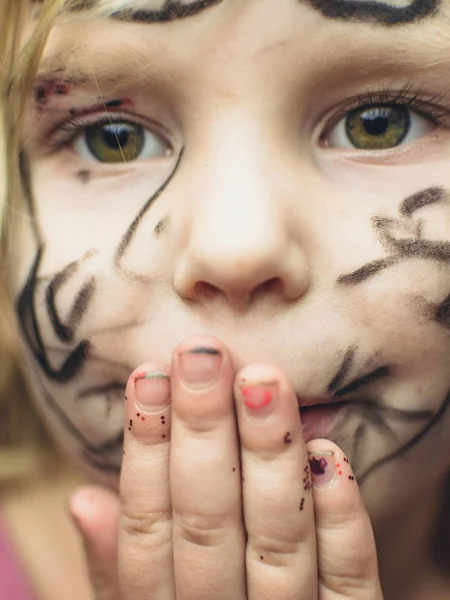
[
  {"x1": 70, "y1": 0, "x2": 442, "y2": 26},
  {"x1": 35, "y1": 0, "x2": 450, "y2": 94}
]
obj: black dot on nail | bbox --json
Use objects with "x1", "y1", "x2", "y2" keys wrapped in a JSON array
[
  {"x1": 129, "y1": 419, "x2": 133, "y2": 426},
  {"x1": 125, "y1": 395, "x2": 127, "y2": 400},
  {"x1": 349, "y1": 475, "x2": 355, "y2": 480},
  {"x1": 137, "y1": 413, "x2": 140, "y2": 417},
  {"x1": 162, "y1": 434, "x2": 166, "y2": 439},
  {"x1": 128, "y1": 427, "x2": 131, "y2": 431},
  {"x1": 260, "y1": 556, "x2": 264, "y2": 560},
  {"x1": 232, "y1": 467, "x2": 236, "y2": 472}
]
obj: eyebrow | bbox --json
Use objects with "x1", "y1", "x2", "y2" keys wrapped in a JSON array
[
  {"x1": 109, "y1": 0, "x2": 224, "y2": 23},
  {"x1": 106, "y1": 0, "x2": 441, "y2": 26},
  {"x1": 304, "y1": 0, "x2": 441, "y2": 26}
]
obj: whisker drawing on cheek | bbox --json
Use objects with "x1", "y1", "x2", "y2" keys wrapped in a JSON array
[
  {"x1": 114, "y1": 150, "x2": 183, "y2": 281},
  {"x1": 400, "y1": 187, "x2": 448, "y2": 217},
  {"x1": 154, "y1": 216, "x2": 170, "y2": 236},
  {"x1": 326, "y1": 345, "x2": 357, "y2": 394},
  {"x1": 337, "y1": 258, "x2": 397, "y2": 286}
]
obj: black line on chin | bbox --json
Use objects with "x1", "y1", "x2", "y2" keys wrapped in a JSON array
[
  {"x1": 327, "y1": 346, "x2": 357, "y2": 394},
  {"x1": 358, "y1": 389, "x2": 450, "y2": 485},
  {"x1": 335, "y1": 366, "x2": 389, "y2": 397}
]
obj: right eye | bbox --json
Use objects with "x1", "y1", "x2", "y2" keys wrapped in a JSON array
[{"x1": 73, "y1": 121, "x2": 170, "y2": 163}]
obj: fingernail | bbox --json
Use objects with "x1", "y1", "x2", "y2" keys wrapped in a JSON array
[
  {"x1": 179, "y1": 347, "x2": 223, "y2": 388},
  {"x1": 134, "y1": 371, "x2": 171, "y2": 413},
  {"x1": 240, "y1": 381, "x2": 278, "y2": 419},
  {"x1": 308, "y1": 451, "x2": 337, "y2": 488}
]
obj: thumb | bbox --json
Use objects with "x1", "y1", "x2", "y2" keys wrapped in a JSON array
[{"x1": 69, "y1": 486, "x2": 121, "y2": 600}]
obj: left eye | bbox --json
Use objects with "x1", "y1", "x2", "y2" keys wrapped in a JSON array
[
  {"x1": 326, "y1": 105, "x2": 435, "y2": 150},
  {"x1": 73, "y1": 121, "x2": 169, "y2": 163}
]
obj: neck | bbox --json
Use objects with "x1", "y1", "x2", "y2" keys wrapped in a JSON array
[{"x1": 376, "y1": 477, "x2": 450, "y2": 600}]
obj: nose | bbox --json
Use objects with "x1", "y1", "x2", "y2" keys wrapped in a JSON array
[{"x1": 173, "y1": 125, "x2": 311, "y2": 308}]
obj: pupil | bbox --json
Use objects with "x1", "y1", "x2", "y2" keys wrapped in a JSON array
[
  {"x1": 103, "y1": 125, "x2": 130, "y2": 149},
  {"x1": 363, "y1": 114, "x2": 389, "y2": 137}
]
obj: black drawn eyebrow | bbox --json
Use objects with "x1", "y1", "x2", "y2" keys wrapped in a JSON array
[
  {"x1": 110, "y1": 0, "x2": 223, "y2": 23},
  {"x1": 304, "y1": 0, "x2": 441, "y2": 26}
]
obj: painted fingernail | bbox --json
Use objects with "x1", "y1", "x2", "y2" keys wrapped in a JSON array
[
  {"x1": 240, "y1": 381, "x2": 277, "y2": 419},
  {"x1": 179, "y1": 347, "x2": 223, "y2": 388},
  {"x1": 134, "y1": 371, "x2": 171, "y2": 413},
  {"x1": 308, "y1": 451, "x2": 337, "y2": 488}
]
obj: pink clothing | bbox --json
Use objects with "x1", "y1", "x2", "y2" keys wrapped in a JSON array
[{"x1": 0, "y1": 515, "x2": 36, "y2": 600}]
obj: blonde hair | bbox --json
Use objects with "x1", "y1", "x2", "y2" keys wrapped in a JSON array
[{"x1": 0, "y1": 0, "x2": 122, "y2": 483}]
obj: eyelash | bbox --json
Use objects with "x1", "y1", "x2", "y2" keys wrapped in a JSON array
[
  {"x1": 45, "y1": 112, "x2": 170, "y2": 153},
  {"x1": 43, "y1": 83, "x2": 450, "y2": 155},
  {"x1": 325, "y1": 83, "x2": 450, "y2": 131}
]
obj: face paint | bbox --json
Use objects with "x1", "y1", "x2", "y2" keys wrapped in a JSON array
[
  {"x1": 330, "y1": 187, "x2": 450, "y2": 483},
  {"x1": 305, "y1": 0, "x2": 441, "y2": 26},
  {"x1": 10, "y1": 6, "x2": 450, "y2": 553},
  {"x1": 109, "y1": 0, "x2": 224, "y2": 23}
]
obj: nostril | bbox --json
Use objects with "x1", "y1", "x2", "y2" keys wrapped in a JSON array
[
  {"x1": 250, "y1": 277, "x2": 283, "y2": 302},
  {"x1": 194, "y1": 281, "x2": 222, "y2": 300}
]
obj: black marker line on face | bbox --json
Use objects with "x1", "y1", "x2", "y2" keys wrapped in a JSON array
[
  {"x1": 337, "y1": 258, "x2": 397, "y2": 286},
  {"x1": 327, "y1": 345, "x2": 357, "y2": 394},
  {"x1": 17, "y1": 250, "x2": 91, "y2": 382},
  {"x1": 114, "y1": 150, "x2": 184, "y2": 281},
  {"x1": 335, "y1": 366, "x2": 389, "y2": 396},
  {"x1": 305, "y1": 0, "x2": 441, "y2": 26},
  {"x1": 359, "y1": 389, "x2": 450, "y2": 484},
  {"x1": 76, "y1": 169, "x2": 91, "y2": 185},
  {"x1": 154, "y1": 216, "x2": 170, "y2": 236},
  {"x1": 400, "y1": 187, "x2": 448, "y2": 217},
  {"x1": 338, "y1": 187, "x2": 450, "y2": 287},
  {"x1": 111, "y1": 0, "x2": 224, "y2": 23},
  {"x1": 46, "y1": 261, "x2": 95, "y2": 343}
]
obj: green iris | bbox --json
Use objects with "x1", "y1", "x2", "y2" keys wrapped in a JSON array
[
  {"x1": 345, "y1": 105, "x2": 410, "y2": 150},
  {"x1": 85, "y1": 122, "x2": 145, "y2": 163}
]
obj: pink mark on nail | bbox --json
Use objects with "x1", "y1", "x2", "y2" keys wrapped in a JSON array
[{"x1": 241, "y1": 386, "x2": 273, "y2": 410}]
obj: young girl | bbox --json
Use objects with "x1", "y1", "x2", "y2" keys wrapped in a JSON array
[{"x1": 1, "y1": 0, "x2": 450, "y2": 598}]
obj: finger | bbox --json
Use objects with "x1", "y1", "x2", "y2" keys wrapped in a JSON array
[
  {"x1": 119, "y1": 363, "x2": 175, "y2": 600},
  {"x1": 69, "y1": 486, "x2": 120, "y2": 600},
  {"x1": 170, "y1": 336, "x2": 247, "y2": 600},
  {"x1": 307, "y1": 439, "x2": 383, "y2": 600},
  {"x1": 235, "y1": 364, "x2": 318, "y2": 600}
]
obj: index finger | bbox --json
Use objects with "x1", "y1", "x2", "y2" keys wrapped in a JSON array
[{"x1": 119, "y1": 363, "x2": 175, "y2": 600}]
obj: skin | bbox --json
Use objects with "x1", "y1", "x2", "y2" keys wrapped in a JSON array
[{"x1": 6, "y1": 0, "x2": 450, "y2": 596}]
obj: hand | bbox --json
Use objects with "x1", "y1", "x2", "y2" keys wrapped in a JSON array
[{"x1": 70, "y1": 335, "x2": 384, "y2": 600}]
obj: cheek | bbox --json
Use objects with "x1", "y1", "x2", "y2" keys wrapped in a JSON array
[{"x1": 26, "y1": 160, "x2": 172, "y2": 271}]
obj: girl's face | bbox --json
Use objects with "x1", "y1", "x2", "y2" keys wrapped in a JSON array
[{"x1": 8, "y1": 0, "x2": 450, "y2": 528}]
